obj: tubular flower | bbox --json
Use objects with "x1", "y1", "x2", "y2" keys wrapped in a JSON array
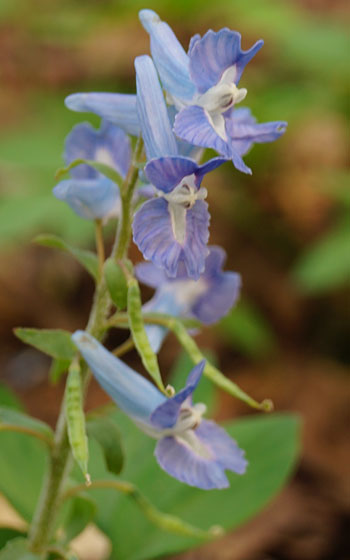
[
  {"x1": 136, "y1": 246, "x2": 241, "y2": 352},
  {"x1": 139, "y1": 9, "x2": 287, "y2": 174},
  {"x1": 133, "y1": 55, "x2": 226, "y2": 280},
  {"x1": 72, "y1": 331, "x2": 247, "y2": 489},
  {"x1": 53, "y1": 121, "x2": 131, "y2": 221}
]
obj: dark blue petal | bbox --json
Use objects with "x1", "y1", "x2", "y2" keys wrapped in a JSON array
[
  {"x1": 53, "y1": 177, "x2": 120, "y2": 220},
  {"x1": 145, "y1": 156, "x2": 198, "y2": 193},
  {"x1": 139, "y1": 9, "x2": 195, "y2": 101},
  {"x1": 72, "y1": 331, "x2": 166, "y2": 423},
  {"x1": 65, "y1": 93, "x2": 140, "y2": 136},
  {"x1": 189, "y1": 29, "x2": 263, "y2": 92},
  {"x1": 135, "y1": 55, "x2": 178, "y2": 160},
  {"x1": 155, "y1": 434, "x2": 229, "y2": 489},
  {"x1": 150, "y1": 361, "x2": 205, "y2": 429},
  {"x1": 174, "y1": 105, "x2": 231, "y2": 158}
]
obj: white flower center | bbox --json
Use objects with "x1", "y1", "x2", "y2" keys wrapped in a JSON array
[
  {"x1": 95, "y1": 147, "x2": 116, "y2": 169},
  {"x1": 157, "y1": 174, "x2": 207, "y2": 244}
]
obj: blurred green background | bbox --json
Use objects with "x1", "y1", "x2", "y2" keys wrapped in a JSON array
[{"x1": 0, "y1": 0, "x2": 349, "y2": 558}]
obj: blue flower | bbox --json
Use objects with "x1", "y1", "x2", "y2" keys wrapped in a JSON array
[
  {"x1": 139, "y1": 9, "x2": 287, "y2": 174},
  {"x1": 133, "y1": 55, "x2": 226, "y2": 280},
  {"x1": 72, "y1": 330, "x2": 247, "y2": 489},
  {"x1": 136, "y1": 246, "x2": 241, "y2": 352},
  {"x1": 53, "y1": 121, "x2": 131, "y2": 221}
]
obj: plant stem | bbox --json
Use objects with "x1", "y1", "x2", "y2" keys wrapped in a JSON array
[
  {"x1": 94, "y1": 219, "x2": 105, "y2": 281},
  {"x1": 28, "y1": 139, "x2": 144, "y2": 557}
]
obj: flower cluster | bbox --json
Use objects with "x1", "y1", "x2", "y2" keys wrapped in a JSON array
[{"x1": 57, "y1": 10, "x2": 286, "y2": 489}]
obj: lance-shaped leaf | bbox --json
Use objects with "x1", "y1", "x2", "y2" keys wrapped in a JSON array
[
  {"x1": 0, "y1": 530, "x2": 26, "y2": 551},
  {"x1": 127, "y1": 278, "x2": 165, "y2": 391},
  {"x1": 0, "y1": 407, "x2": 53, "y2": 446},
  {"x1": 49, "y1": 358, "x2": 71, "y2": 384},
  {"x1": 87, "y1": 416, "x2": 124, "y2": 475},
  {"x1": 104, "y1": 258, "x2": 128, "y2": 310},
  {"x1": 62, "y1": 495, "x2": 97, "y2": 543},
  {"x1": 65, "y1": 362, "x2": 90, "y2": 482},
  {"x1": 14, "y1": 328, "x2": 76, "y2": 361},
  {"x1": 55, "y1": 158, "x2": 123, "y2": 186},
  {"x1": 34, "y1": 234, "x2": 98, "y2": 280}
]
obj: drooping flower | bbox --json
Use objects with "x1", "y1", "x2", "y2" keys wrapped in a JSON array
[
  {"x1": 72, "y1": 330, "x2": 247, "y2": 489},
  {"x1": 139, "y1": 9, "x2": 287, "y2": 174},
  {"x1": 136, "y1": 246, "x2": 241, "y2": 352},
  {"x1": 53, "y1": 121, "x2": 131, "y2": 221},
  {"x1": 133, "y1": 55, "x2": 227, "y2": 279}
]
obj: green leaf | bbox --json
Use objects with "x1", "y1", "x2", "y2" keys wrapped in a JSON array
[
  {"x1": 0, "y1": 383, "x2": 22, "y2": 410},
  {"x1": 62, "y1": 496, "x2": 96, "y2": 542},
  {"x1": 85, "y1": 411, "x2": 300, "y2": 560},
  {"x1": 292, "y1": 220, "x2": 350, "y2": 293},
  {"x1": 65, "y1": 362, "x2": 89, "y2": 482},
  {"x1": 218, "y1": 299, "x2": 277, "y2": 358},
  {"x1": 0, "y1": 407, "x2": 53, "y2": 446},
  {"x1": 0, "y1": 529, "x2": 26, "y2": 550},
  {"x1": 55, "y1": 158, "x2": 123, "y2": 186},
  {"x1": 0, "y1": 537, "x2": 40, "y2": 559},
  {"x1": 49, "y1": 358, "x2": 70, "y2": 384},
  {"x1": 34, "y1": 233, "x2": 98, "y2": 280},
  {"x1": 104, "y1": 258, "x2": 128, "y2": 310},
  {"x1": 87, "y1": 416, "x2": 124, "y2": 475},
  {"x1": 14, "y1": 328, "x2": 76, "y2": 361}
]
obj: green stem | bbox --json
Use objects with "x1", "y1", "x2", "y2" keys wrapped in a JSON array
[
  {"x1": 28, "y1": 139, "x2": 144, "y2": 556},
  {"x1": 94, "y1": 219, "x2": 105, "y2": 281}
]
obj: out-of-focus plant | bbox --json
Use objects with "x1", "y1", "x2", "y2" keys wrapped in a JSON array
[{"x1": 0, "y1": 8, "x2": 301, "y2": 560}]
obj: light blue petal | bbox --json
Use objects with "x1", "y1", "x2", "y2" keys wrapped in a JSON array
[
  {"x1": 135, "y1": 55, "x2": 178, "y2": 160},
  {"x1": 132, "y1": 198, "x2": 210, "y2": 279},
  {"x1": 167, "y1": 105, "x2": 204, "y2": 161},
  {"x1": 65, "y1": 121, "x2": 131, "y2": 179},
  {"x1": 189, "y1": 29, "x2": 263, "y2": 92},
  {"x1": 135, "y1": 261, "x2": 167, "y2": 288},
  {"x1": 142, "y1": 291, "x2": 184, "y2": 353},
  {"x1": 53, "y1": 177, "x2": 119, "y2": 220},
  {"x1": 150, "y1": 361, "x2": 205, "y2": 429},
  {"x1": 226, "y1": 109, "x2": 287, "y2": 156},
  {"x1": 65, "y1": 93, "x2": 140, "y2": 136},
  {"x1": 139, "y1": 9, "x2": 195, "y2": 101},
  {"x1": 72, "y1": 331, "x2": 166, "y2": 423},
  {"x1": 155, "y1": 434, "x2": 229, "y2": 489}
]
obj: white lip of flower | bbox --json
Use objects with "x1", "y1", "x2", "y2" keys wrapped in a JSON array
[
  {"x1": 156, "y1": 174, "x2": 207, "y2": 244},
  {"x1": 169, "y1": 65, "x2": 247, "y2": 142},
  {"x1": 95, "y1": 147, "x2": 118, "y2": 169},
  {"x1": 137, "y1": 402, "x2": 207, "y2": 437}
]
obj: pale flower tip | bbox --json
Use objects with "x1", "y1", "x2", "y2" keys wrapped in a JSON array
[
  {"x1": 85, "y1": 473, "x2": 92, "y2": 486},
  {"x1": 261, "y1": 398, "x2": 274, "y2": 412},
  {"x1": 165, "y1": 384, "x2": 176, "y2": 397},
  {"x1": 209, "y1": 525, "x2": 225, "y2": 537}
]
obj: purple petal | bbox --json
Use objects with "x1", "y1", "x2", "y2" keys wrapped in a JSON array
[
  {"x1": 135, "y1": 261, "x2": 167, "y2": 289},
  {"x1": 189, "y1": 29, "x2": 263, "y2": 92},
  {"x1": 195, "y1": 157, "x2": 228, "y2": 186},
  {"x1": 53, "y1": 177, "x2": 120, "y2": 220},
  {"x1": 188, "y1": 33, "x2": 201, "y2": 56},
  {"x1": 193, "y1": 271, "x2": 241, "y2": 324},
  {"x1": 139, "y1": 10, "x2": 195, "y2": 101},
  {"x1": 64, "y1": 122, "x2": 100, "y2": 179},
  {"x1": 174, "y1": 105, "x2": 231, "y2": 158},
  {"x1": 145, "y1": 156, "x2": 198, "y2": 193},
  {"x1": 196, "y1": 420, "x2": 248, "y2": 474},
  {"x1": 155, "y1": 434, "x2": 229, "y2": 489},
  {"x1": 135, "y1": 55, "x2": 178, "y2": 160},
  {"x1": 150, "y1": 361, "x2": 205, "y2": 429},
  {"x1": 64, "y1": 93, "x2": 140, "y2": 136},
  {"x1": 226, "y1": 110, "x2": 287, "y2": 156},
  {"x1": 133, "y1": 198, "x2": 210, "y2": 279}
]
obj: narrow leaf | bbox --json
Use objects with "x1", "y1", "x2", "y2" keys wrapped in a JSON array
[
  {"x1": 0, "y1": 407, "x2": 53, "y2": 446},
  {"x1": 14, "y1": 328, "x2": 76, "y2": 361},
  {"x1": 49, "y1": 358, "x2": 70, "y2": 384},
  {"x1": 62, "y1": 495, "x2": 96, "y2": 542},
  {"x1": 0, "y1": 529, "x2": 26, "y2": 549},
  {"x1": 55, "y1": 158, "x2": 122, "y2": 185},
  {"x1": 127, "y1": 278, "x2": 164, "y2": 391},
  {"x1": 87, "y1": 416, "x2": 124, "y2": 475},
  {"x1": 34, "y1": 233, "x2": 98, "y2": 280},
  {"x1": 105, "y1": 258, "x2": 128, "y2": 310},
  {"x1": 65, "y1": 361, "x2": 89, "y2": 481}
]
